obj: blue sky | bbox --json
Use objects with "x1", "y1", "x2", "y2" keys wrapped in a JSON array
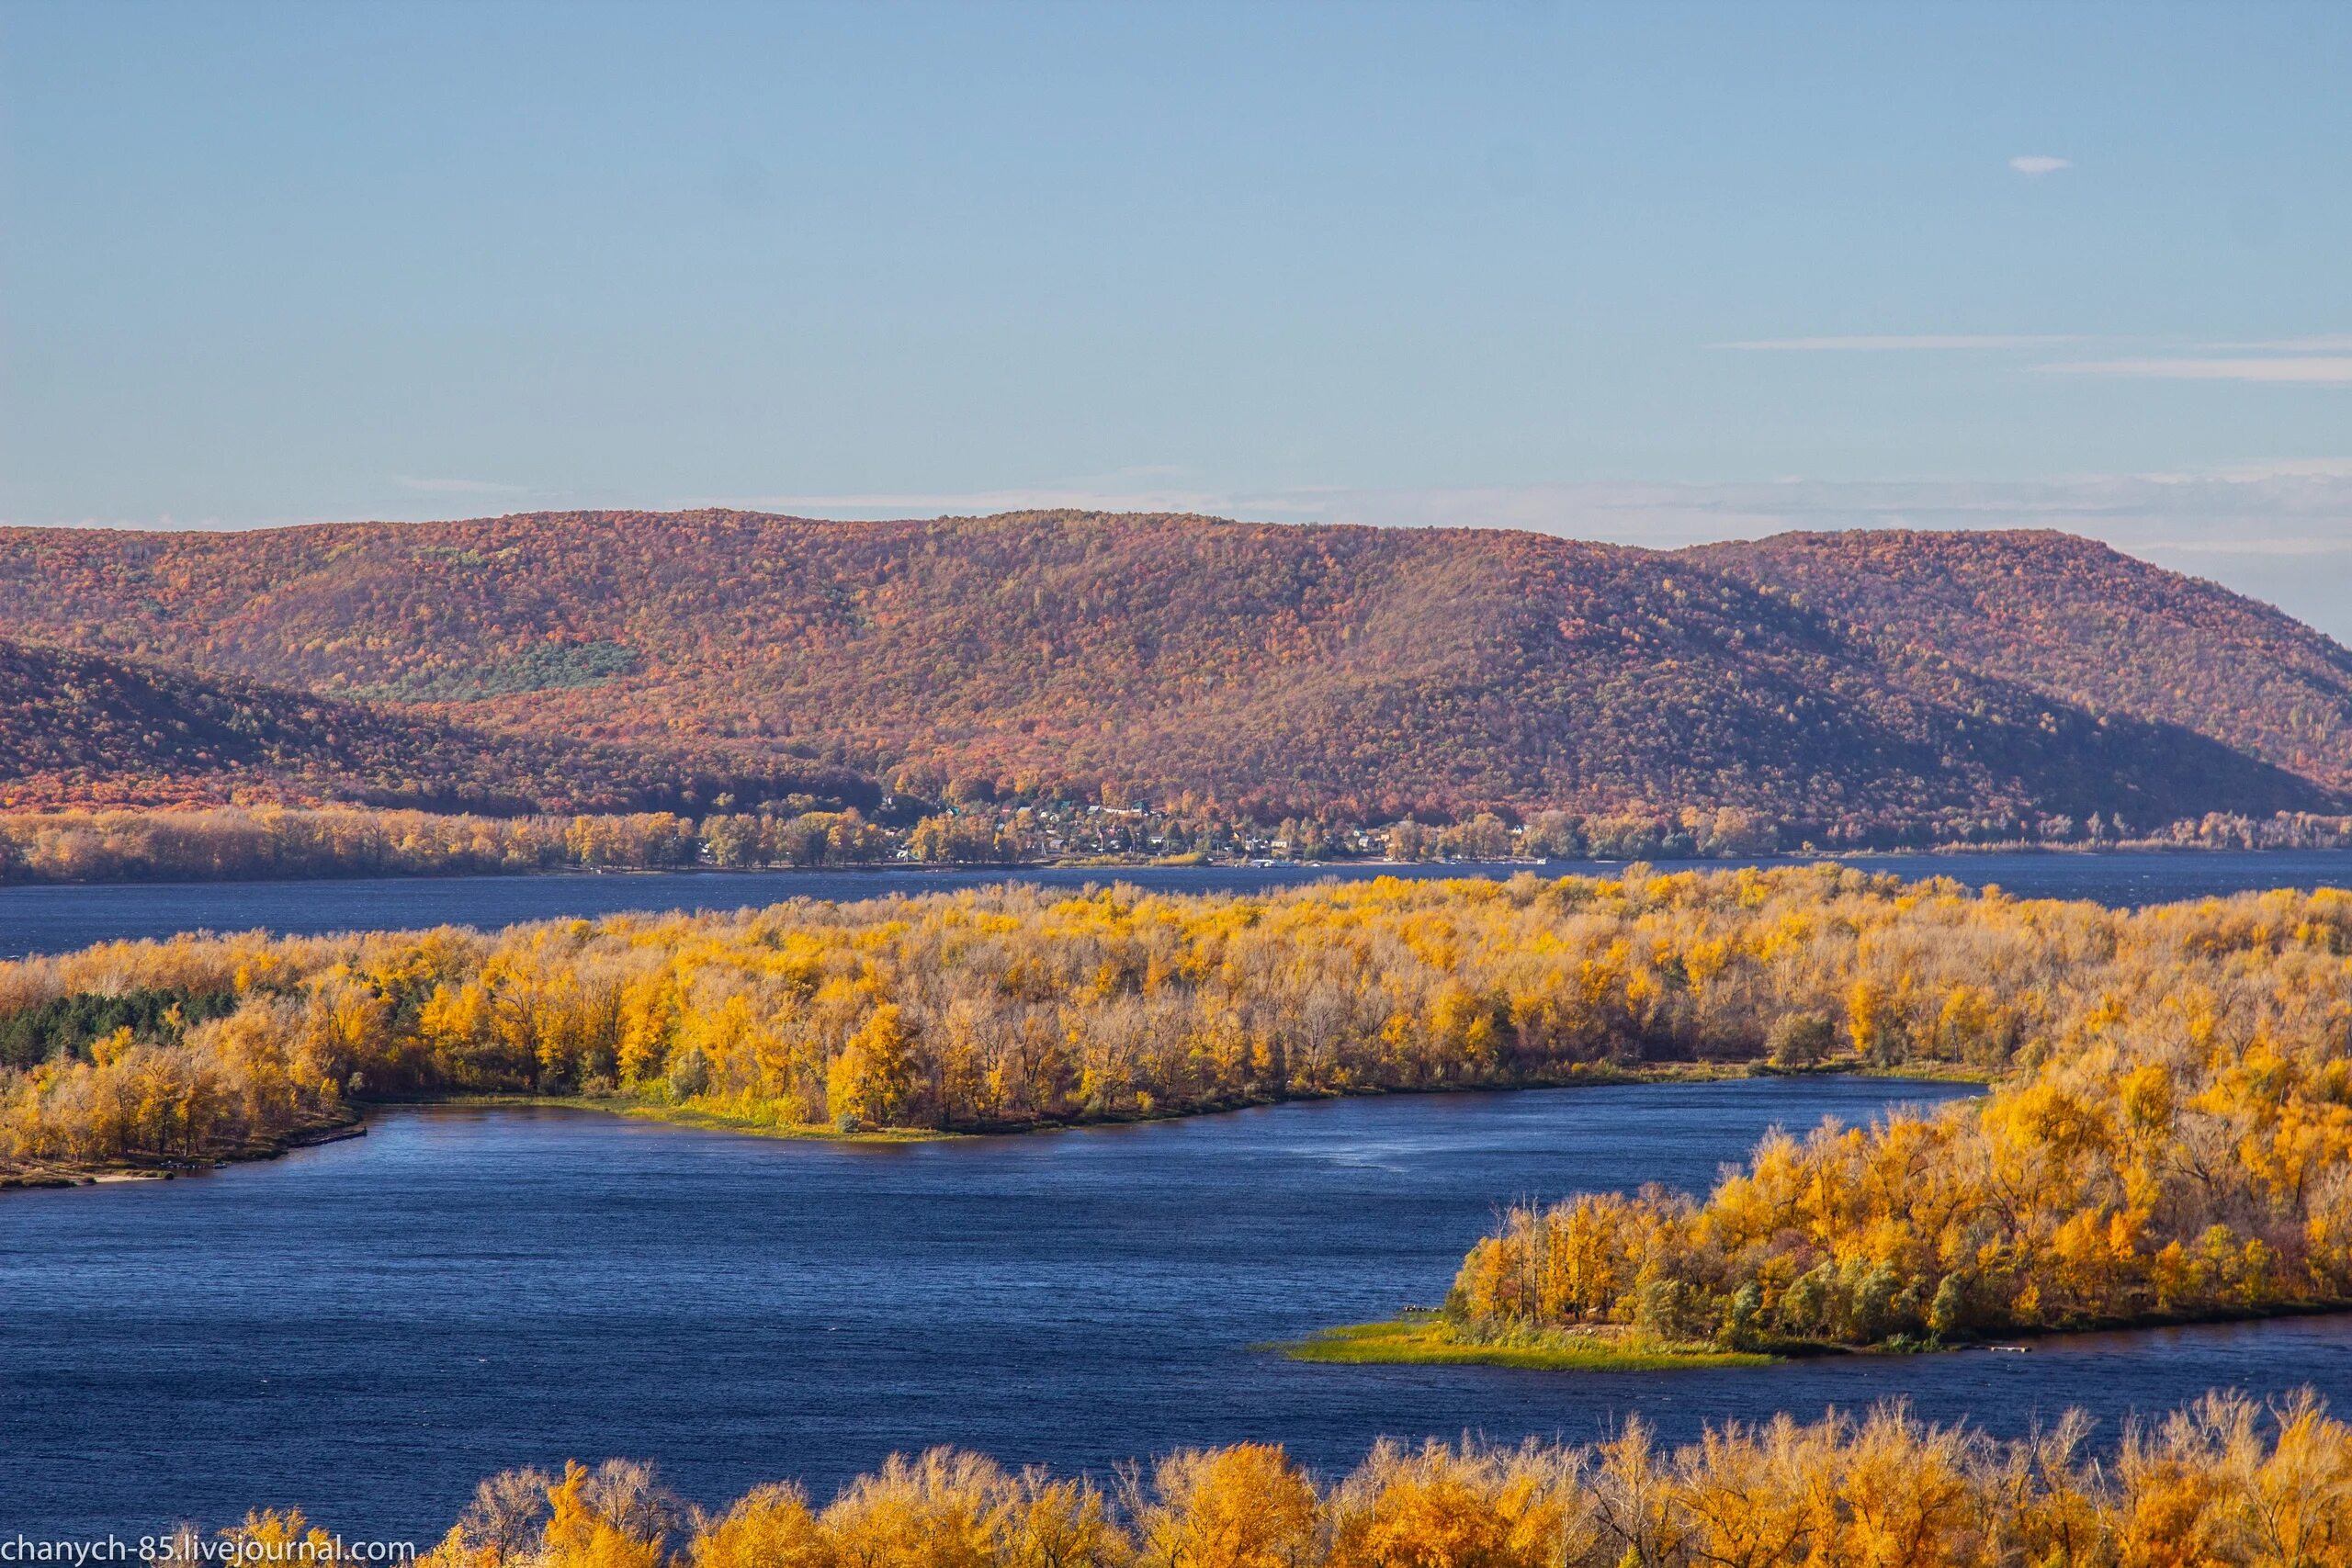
[{"x1": 4, "y1": 3, "x2": 2348, "y2": 626}]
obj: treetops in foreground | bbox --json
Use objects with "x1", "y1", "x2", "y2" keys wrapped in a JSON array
[{"x1": 186, "y1": 1393, "x2": 2352, "y2": 1568}]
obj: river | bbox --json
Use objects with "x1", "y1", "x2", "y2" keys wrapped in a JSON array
[
  {"x1": 10, "y1": 851, "x2": 2352, "y2": 1539},
  {"x1": 9, "y1": 1079, "x2": 2352, "y2": 1540},
  {"x1": 5, "y1": 850, "x2": 2351, "y2": 960}
]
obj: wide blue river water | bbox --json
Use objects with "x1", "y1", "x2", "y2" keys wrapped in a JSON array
[
  {"x1": 9, "y1": 1082, "x2": 2352, "y2": 1541},
  {"x1": 6, "y1": 852, "x2": 2352, "y2": 1540},
  {"x1": 4, "y1": 849, "x2": 2351, "y2": 959}
]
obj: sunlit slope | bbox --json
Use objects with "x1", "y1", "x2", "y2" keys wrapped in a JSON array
[{"x1": 0, "y1": 511, "x2": 2335, "y2": 828}]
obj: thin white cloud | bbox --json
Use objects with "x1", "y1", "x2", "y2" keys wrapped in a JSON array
[
  {"x1": 699, "y1": 464, "x2": 1227, "y2": 518},
  {"x1": 2009, "y1": 154, "x2": 2071, "y2": 176},
  {"x1": 2132, "y1": 536, "x2": 2352, "y2": 558},
  {"x1": 2039, "y1": 356, "x2": 2352, "y2": 385},
  {"x1": 2198, "y1": 334, "x2": 2352, "y2": 352},
  {"x1": 1713, "y1": 334, "x2": 2079, "y2": 352},
  {"x1": 392, "y1": 475, "x2": 532, "y2": 496},
  {"x1": 2194, "y1": 457, "x2": 2352, "y2": 481},
  {"x1": 1719, "y1": 333, "x2": 2352, "y2": 364}
]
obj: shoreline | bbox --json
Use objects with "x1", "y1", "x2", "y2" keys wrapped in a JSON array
[
  {"x1": 6, "y1": 841, "x2": 2350, "y2": 892},
  {"x1": 1289, "y1": 1297, "x2": 2352, "y2": 1377},
  {"x1": 0, "y1": 1111, "x2": 368, "y2": 1190},
  {"x1": 379, "y1": 1093, "x2": 958, "y2": 1145},
  {"x1": 1268, "y1": 1317, "x2": 1777, "y2": 1372},
  {"x1": 1, "y1": 1060, "x2": 1971, "y2": 1190}
]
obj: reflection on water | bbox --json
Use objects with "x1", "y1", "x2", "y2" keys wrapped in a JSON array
[{"x1": 11, "y1": 1076, "x2": 2349, "y2": 1541}]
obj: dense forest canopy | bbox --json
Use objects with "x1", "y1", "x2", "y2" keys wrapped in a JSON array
[
  {"x1": 1692, "y1": 529, "x2": 2352, "y2": 793},
  {"x1": 0, "y1": 635, "x2": 871, "y2": 816},
  {"x1": 0, "y1": 513, "x2": 2343, "y2": 838}
]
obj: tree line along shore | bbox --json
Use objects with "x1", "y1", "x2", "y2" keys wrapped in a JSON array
[
  {"x1": 5, "y1": 867, "x2": 2352, "y2": 1365},
  {"x1": 9, "y1": 801, "x2": 2352, "y2": 886}
]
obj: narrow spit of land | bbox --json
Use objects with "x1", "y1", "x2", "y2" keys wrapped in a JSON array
[{"x1": 1271, "y1": 1314, "x2": 1776, "y2": 1371}]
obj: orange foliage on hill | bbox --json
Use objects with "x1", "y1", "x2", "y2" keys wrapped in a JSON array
[
  {"x1": 0, "y1": 635, "x2": 872, "y2": 816},
  {"x1": 1696, "y1": 528, "x2": 2352, "y2": 792},
  {"x1": 0, "y1": 512, "x2": 2336, "y2": 833}
]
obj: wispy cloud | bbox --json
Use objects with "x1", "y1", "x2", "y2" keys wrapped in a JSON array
[
  {"x1": 2198, "y1": 334, "x2": 2352, "y2": 353},
  {"x1": 1715, "y1": 333, "x2": 2352, "y2": 377},
  {"x1": 695, "y1": 467, "x2": 1234, "y2": 519},
  {"x1": 2040, "y1": 356, "x2": 2352, "y2": 385},
  {"x1": 2189, "y1": 457, "x2": 2352, "y2": 481},
  {"x1": 1713, "y1": 334, "x2": 2079, "y2": 352},
  {"x1": 2009, "y1": 154, "x2": 2071, "y2": 176},
  {"x1": 715, "y1": 487, "x2": 1222, "y2": 516},
  {"x1": 392, "y1": 475, "x2": 532, "y2": 496}
]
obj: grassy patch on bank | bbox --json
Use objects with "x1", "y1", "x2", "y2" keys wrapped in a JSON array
[
  {"x1": 1849, "y1": 1060, "x2": 1999, "y2": 1085},
  {"x1": 620, "y1": 1100, "x2": 953, "y2": 1144},
  {"x1": 379, "y1": 1094, "x2": 956, "y2": 1144},
  {"x1": 1267, "y1": 1315, "x2": 1777, "y2": 1372}
]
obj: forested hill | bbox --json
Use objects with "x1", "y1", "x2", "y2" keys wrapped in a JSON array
[
  {"x1": 0, "y1": 511, "x2": 2340, "y2": 835},
  {"x1": 1688, "y1": 529, "x2": 2352, "y2": 792},
  {"x1": 0, "y1": 636, "x2": 869, "y2": 815}
]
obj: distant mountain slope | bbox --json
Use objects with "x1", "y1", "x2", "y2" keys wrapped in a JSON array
[
  {"x1": 0, "y1": 512, "x2": 2336, "y2": 832},
  {"x1": 1689, "y1": 529, "x2": 2352, "y2": 792},
  {"x1": 0, "y1": 636, "x2": 865, "y2": 814}
]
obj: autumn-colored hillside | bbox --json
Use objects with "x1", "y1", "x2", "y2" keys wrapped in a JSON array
[
  {"x1": 0, "y1": 511, "x2": 2338, "y2": 833},
  {"x1": 0, "y1": 636, "x2": 867, "y2": 815},
  {"x1": 1690, "y1": 528, "x2": 2352, "y2": 791}
]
